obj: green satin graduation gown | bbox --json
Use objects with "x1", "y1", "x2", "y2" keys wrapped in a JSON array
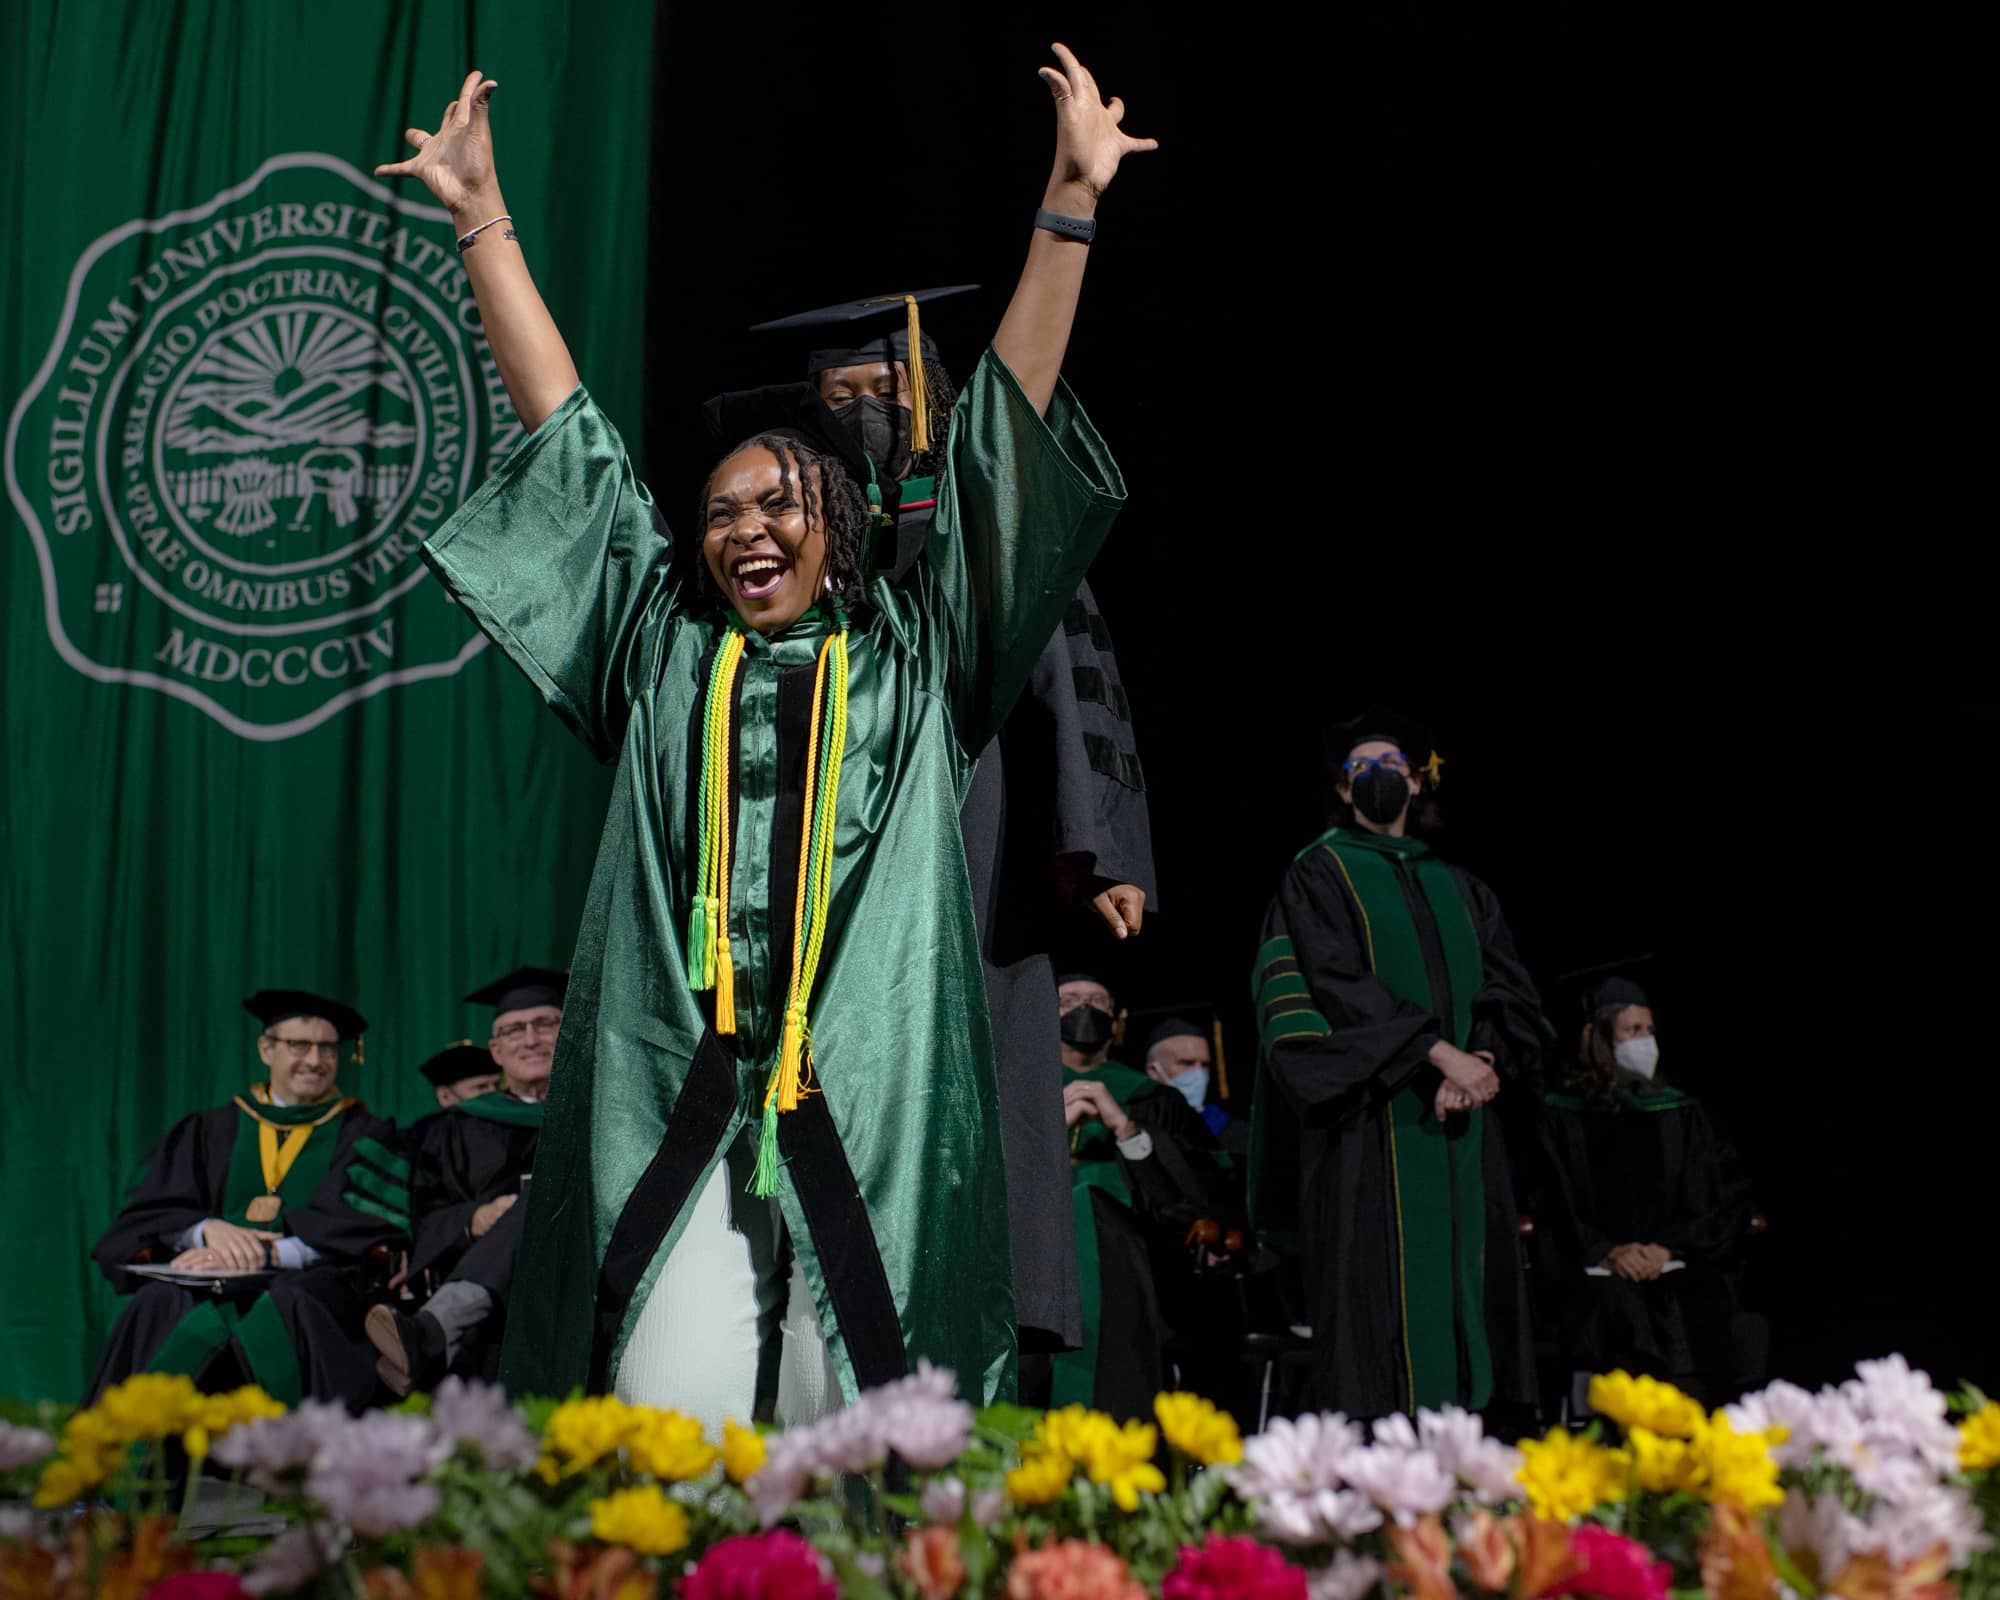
[{"x1": 424, "y1": 349, "x2": 1124, "y2": 1405}]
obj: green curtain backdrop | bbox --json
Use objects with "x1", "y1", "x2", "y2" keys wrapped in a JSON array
[{"x1": 1, "y1": 2, "x2": 651, "y2": 1399}]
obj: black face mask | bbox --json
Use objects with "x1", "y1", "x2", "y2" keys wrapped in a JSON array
[
  {"x1": 1351, "y1": 766, "x2": 1412, "y2": 826},
  {"x1": 1060, "y1": 1004, "x2": 1114, "y2": 1051},
  {"x1": 831, "y1": 395, "x2": 912, "y2": 481}
]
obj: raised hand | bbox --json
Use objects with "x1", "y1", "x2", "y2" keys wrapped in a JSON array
[
  {"x1": 1040, "y1": 43, "x2": 1159, "y2": 205},
  {"x1": 375, "y1": 70, "x2": 503, "y2": 223}
]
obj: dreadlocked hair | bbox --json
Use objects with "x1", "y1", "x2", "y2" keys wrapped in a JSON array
[
  {"x1": 696, "y1": 433, "x2": 872, "y2": 613},
  {"x1": 907, "y1": 356, "x2": 958, "y2": 480}
]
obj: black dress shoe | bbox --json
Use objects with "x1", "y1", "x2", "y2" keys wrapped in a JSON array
[{"x1": 365, "y1": 1304, "x2": 449, "y2": 1397}]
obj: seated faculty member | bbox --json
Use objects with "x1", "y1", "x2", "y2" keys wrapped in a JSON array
[
  {"x1": 85, "y1": 991, "x2": 408, "y2": 1409},
  {"x1": 369, "y1": 966, "x2": 562, "y2": 1393}
]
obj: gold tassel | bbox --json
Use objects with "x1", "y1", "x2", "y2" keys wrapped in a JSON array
[
  {"x1": 773, "y1": 1003, "x2": 808, "y2": 1113},
  {"x1": 1426, "y1": 750, "x2": 1446, "y2": 788},
  {"x1": 904, "y1": 294, "x2": 930, "y2": 455},
  {"x1": 714, "y1": 938, "x2": 737, "y2": 1036}
]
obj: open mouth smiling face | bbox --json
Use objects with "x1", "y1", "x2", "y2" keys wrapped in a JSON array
[{"x1": 702, "y1": 443, "x2": 830, "y2": 629}]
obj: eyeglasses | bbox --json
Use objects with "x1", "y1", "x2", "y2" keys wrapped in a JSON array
[
  {"x1": 267, "y1": 1036, "x2": 341, "y2": 1062},
  {"x1": 494, "y1": 1016, "x2": 562, "y2": 1042},
  {"x1": 1343, "y1": 752, "x2": 1411, "y2": 777}
]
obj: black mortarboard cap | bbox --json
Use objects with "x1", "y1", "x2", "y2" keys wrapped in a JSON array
[
  {"x1": 1055, "y1": 972, "x2": 1111, "y2": 993},
  {"x1": 463, "y1": 965, "x2": 569, "y2": 1017},
  {"x1": 1557, "y1": 955, "x2": 1658, "y2": 1018},
  {"x1": 243, "y1": 989, "x2": 368, "y2": 1040},
  {"x1": 1325, "y1": 707, "x2": 1442, "y2": 785},
  {"x1": 419, "y1": 1041, "x2": 497, "y2": 1088},
  {"x1": 1125, "y1": 1000, "x2": 1233, "y2": 1100},
  {"x1": 749, "y1": 286, "x2": 980, "y2": 375}
]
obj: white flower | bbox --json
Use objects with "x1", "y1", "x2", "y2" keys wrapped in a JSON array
[
  {"x1": 920, "y1": 1475, "x2": 966, "y2": 1524},
  {"x1": 1778, "y1": 1489, "x2": 1859, "y2": 1580},
  {"x1": 1843, "y1": 1355, "x2": 1961, "y2": 1476},
  {"x1": 1419, "y1": 1406, "x2": 1524, "y2": 1505},
  {"x1": 0, "y1": 1421, "x2": 53, "y2": 1473},
  {"x1": 1334, "y1": 1440, "x2": 1456, "y2": 1525},
  {"x1": 1852, "y1": 1482, "x2": 1990, "y2": 1569},
  {"x1": 1236, "y1": 1414, "x2": 1380, "y2": 1545},
  {"x1": 1309, "y1": 1551, "x2": 1384, "y2": 1600}
]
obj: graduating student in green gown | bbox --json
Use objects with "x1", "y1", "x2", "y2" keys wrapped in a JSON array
[
  {"x1": 86, "y1": 991, "x2": 408, "y2": 1409},
  {"x1": 1247, "y1": 713, "x2": 1543, "y2": 1418},
  {"x1": 376, "y1": 45, "x2": 1152, "y2": 1423}
]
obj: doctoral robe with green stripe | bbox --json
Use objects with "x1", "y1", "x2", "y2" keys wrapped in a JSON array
[
  {"x1": 87, "y1": 1095, "x2": 408, "y2": 1408},
  {"x1": 424, "y1": 349, "x2": 1124, "y2": 1406},
  {"x1": 1246, "y1": 827, "x2": 1541, "y2": 1417}
]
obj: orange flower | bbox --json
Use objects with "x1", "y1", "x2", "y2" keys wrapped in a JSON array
[
  {"x1": 1509, "y1": 1515, "x2": 1586, "y2": 1600},
  {"x1": 1697, "y1": 1503, "x2": 1779, "y2": 1600},
  {"x1": 532, "y1": 1542, "x2": 659, "y2": 1600},
  {"x1": 1455, "y1": 1510, "x2": 1517, "y2": 1593},
  {"x1": 899, "y1": 1524, "x2": 968, "y2": 1600},
  {"x1": 93, "y1": 1514, "x2": 192, "y2": 1600},
  {"x1": 0, "y1": 1545, "x2": 57, "y2": 1600},
  {"x1": 1827, "y1": 1546, "x2": 1955, "y2": 1600},
  {"x1": 1005, "y1": 1540, "x2": 1148, "y2": 1600},
  {"x1": 1386, "y1": 1514, "x2": 1456, "y2": 1600}
]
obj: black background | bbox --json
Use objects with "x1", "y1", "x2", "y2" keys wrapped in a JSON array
[{"x1": 635, "y1": 9, "x2": 1981, "y2": 1393}]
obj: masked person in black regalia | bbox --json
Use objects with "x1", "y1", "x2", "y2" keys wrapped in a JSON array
[
  {"x1": 86, "y1": 991, "x2": 408, "y2": 1409},
  {"x1": 714, "y1": 289, "x2": 1158, "y2": 1379},
  {"x1": 1052, "y1": 974, "x2": 1220, "y2": 1417},
  {"x1": 1247, "y1": 712, "x2": 1542, "y2": 1418},
  {"x1": 403, "y1": 1039, "x2": 503, "y2": 1149},
  {"x1": 1536, "y1": 975, "x2": 1757, "y2": 1406},
  {"x1": 369, "y1": 966, "x2": 563, "y2": 1395}
]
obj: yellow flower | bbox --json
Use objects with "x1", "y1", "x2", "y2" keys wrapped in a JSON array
[
  {"x1": 1006, "y1": 1442, "x2": 1075, "y2": 1504},
  {"x1": 1036, "y1": 1405, "x2": 1112, "y2": 1461},
  {"x1": 182, "y1": 1384, "x2": 285, "y2": 1460},
  {"x1": 1691, "y1": 1412, "x2": 1783, "y2": 1512},
  {"x1": 626, "y1": 1407, "x2": 718, "y2": 1482},
  {"x1": 1154, "y1": 1392, "x2": 1243, "y2": 1467},
  {"x1": 588, "y1": 1484, "x2": 691, "y2": 1556},
  {"x1": 722, "y1": 1418, "x2": 766, "y2": 1486},
  {"x1": 1074, "y1": 1417, "x2": 1165, "y2": 1512},
  {"x1": 1960, "y1": 1403, "x2": 2000, "y2": 1472},
  {"x1": 542, "y1": 1395, "x2": 642, "y2": 1476},
  {"x1": 1588, "y1": 1371, "x2": 1706, "y2": 1440},
  {"x1": 93, "y1": 1372, "x2": 200, "y2": 1443},
  {"x1": 33, "y1": 1454, "x2": 108, "y2": 1508},
  {"x1": 1627, "y1": 1426, "x2": 1702, "y2": 1495},
  {"x1": 1514, "y1": 1429, "x2": 1631, "y2": 1521}
]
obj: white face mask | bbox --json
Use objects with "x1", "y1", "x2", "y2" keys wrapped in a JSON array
[
  {"x1": 1168, "y1": 1067, "x2": 1211, "y2": 1112},
  {"x1": 1613, "y1": 1035, "x2": 1659, "y2": 1082}
]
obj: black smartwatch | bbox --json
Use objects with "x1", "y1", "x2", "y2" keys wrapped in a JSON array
[{"x1": 1034, "y1": 207, "x2": 1097, "y2": 244}]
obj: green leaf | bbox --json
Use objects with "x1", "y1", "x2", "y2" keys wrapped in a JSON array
[
  {"x1": 973, "y1": 1404, "x2": 1043, "y2": 1445},
  {"x1": 823, "y1": 1547, "x2": 897, "y2": 1600}
]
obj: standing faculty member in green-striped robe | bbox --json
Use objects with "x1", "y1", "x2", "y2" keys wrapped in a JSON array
[
  {"x1": 86, "y1": 990, "x2": 408, "y2": 1409},
  {"x1": 1248, "y1": 712, "x2": 1541, "y2": 1418}
]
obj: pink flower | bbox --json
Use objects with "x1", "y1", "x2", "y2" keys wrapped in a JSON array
[
  {"x1": 1307, "y1": 1552, "x2": 1382, "y2": 1600},
  {"x1": 1542, "y1": 1524, "x2": 1671, "y2": 1600},
  {"x1": 1162, "y1": 1534, "x2": 1308, "y2": 1600},
  {"x1": 678, "y1": 1530, "x2": 838, "y2": 1600},
  {"x1": 430, "y1": 1377, "x2": 538, "y2": 1472},
  {"x1": 143, "y1": 1576, "x2": 251, "y2": 1599}
]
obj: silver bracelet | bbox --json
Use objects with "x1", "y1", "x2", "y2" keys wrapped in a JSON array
[{"x1": 456, "y1": 214, "x2": 515, "y2": 252}]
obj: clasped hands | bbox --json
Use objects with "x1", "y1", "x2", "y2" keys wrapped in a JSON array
[
  {"x1": 1602, "y1": 1242, "x2": 1675, "y2": 1281},
  {"x1": 168, "y1": 1218, "x2": 280, "y2": 1275},
  {"x1": 1432, "y1": 1043, "x2": 1500, "y2": 1121},
  {"x1": 1064, "y1": 1079, "x2": 1137, "y2": 1142}
]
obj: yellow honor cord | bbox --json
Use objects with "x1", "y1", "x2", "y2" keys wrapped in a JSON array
[
  {"x1": 695, "y1": 629, "x2": 746, "y2": 1028},
  {"x1": 257, "y1": 1121, "x2": 314, "y2": 1196}
]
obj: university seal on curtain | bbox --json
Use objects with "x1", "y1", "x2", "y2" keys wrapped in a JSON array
[{"x1": 7, "y1": 154, "x2": 522, "y2": 740}]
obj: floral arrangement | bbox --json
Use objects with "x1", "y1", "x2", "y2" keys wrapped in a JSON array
[{"x1": 2, "y1": 1356, "x2": 1996, "y2": 1598}]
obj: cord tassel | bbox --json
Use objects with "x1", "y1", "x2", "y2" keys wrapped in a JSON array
[
  {"x1": 686, "y1": 895, "x2": 709, "y2": 989},
  {"x1": 713, "y1": 938, "x2": 737, "y2": 1036},
  {"x1": 749, "y1": 1095, "x2": 781, "y2": 1199}
]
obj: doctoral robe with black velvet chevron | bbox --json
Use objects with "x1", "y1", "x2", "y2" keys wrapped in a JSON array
[
  {"x1": 87, "y1": 1092, "x2": 407, "y2": 1408},
  {"x1": 1247, "y1": 827, "x2": 1542, "y2": 1418}
]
